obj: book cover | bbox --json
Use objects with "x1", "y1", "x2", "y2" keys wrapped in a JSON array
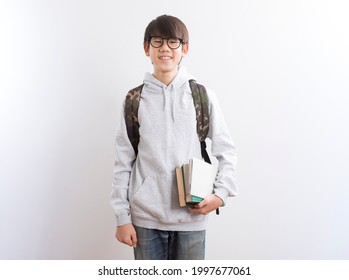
[
  {"x1": 175, "y1": 158, "x2": 217, "y2": 207},
  {"x1": 190, "y1": 158, "x2": 217, "y2": 200}
]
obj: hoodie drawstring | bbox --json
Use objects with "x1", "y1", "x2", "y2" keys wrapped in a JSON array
[
  {"x1": 162, "y1": 84, "x2": 167, "y2": 111},
  {"x1": 162, "y1": 84, "x2": 177, "y2": 122},
  {"x1": 172, "y1": 84, "x2": 177, "y2": 122}
]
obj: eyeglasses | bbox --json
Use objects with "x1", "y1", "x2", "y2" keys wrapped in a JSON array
[{"x1": 149, "y1": 36, "x2": 183, "y2": 49}]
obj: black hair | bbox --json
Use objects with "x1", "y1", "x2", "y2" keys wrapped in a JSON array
[{"x1": 144, "y1": 15, "x2": 189, "y2": 44}]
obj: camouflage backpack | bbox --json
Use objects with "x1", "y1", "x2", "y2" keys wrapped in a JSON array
[{"x1": 124, "y1": 79, "x2": 211, "y2": 164}]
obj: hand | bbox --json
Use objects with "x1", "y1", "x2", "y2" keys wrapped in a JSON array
[
  {"x1": 115, "y1": 224, "x2": 137, "y2": 247},
  {"x1": 189, "y1": 194, "x2": 224, "y2": 215}
]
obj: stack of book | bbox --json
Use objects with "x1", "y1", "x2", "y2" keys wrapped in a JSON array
[{"x1": 175, "y1": 158, "x2": 217, "y2": 207}]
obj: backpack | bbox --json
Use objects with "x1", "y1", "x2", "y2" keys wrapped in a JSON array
[{"x1": 124, "y1": 79, "x2": 211, "y2": 164}]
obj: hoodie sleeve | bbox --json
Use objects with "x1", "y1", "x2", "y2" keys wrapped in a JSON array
[
  {"x1": 110, "y1": 101, "x2": 136, "y2": 226},
  {"x1": 207, "y1": 89, "x2": 238, "y2": 205}
]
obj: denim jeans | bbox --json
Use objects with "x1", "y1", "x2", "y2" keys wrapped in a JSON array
[{"x1": 133, "y1": 226, "x2": 206, "y2": 260}]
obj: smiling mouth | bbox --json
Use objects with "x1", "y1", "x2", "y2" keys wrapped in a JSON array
[{"x1": 159, "y1": 56, "x2": 172, "y2": 60}]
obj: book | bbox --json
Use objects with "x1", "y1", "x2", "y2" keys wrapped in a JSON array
[
  {"x1": 175, "y1": 167, "x2": 186, "y2": 207},
  {"x1": 175, "y1": 158, "x2": 217, "y2": 207},
  {"x1": 182, "y1": 161, "x2": 202, "y2": 204}
]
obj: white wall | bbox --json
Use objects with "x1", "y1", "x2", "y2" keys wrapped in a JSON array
[{"x1": 1, "y1": 0, "x2": 348, "y2": 259}]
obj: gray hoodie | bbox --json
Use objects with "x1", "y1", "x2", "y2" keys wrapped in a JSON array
[{"x1": 111, "y1": 66, "x2": 237, "y2": 231}]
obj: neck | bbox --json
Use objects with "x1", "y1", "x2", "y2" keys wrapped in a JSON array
[{"x1": 153, "y1": 68, "x2": 179, "y2": 86}]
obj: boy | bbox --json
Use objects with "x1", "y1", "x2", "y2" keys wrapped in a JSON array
[{"x1": 111, "y1": 15, "x2": 237, "y2": 260}]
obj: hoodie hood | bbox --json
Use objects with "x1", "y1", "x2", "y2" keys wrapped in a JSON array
[{"x1": 143, "y1": 66, "x2": 194, "y2": 89}]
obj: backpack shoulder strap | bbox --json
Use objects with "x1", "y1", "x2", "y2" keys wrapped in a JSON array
[
  {"x1": 188, "y1": 79, "x2": 211, "y2": 164},
  {"x1": 124, "y1": 84, "x2": 144, "y2": 155},
  {"x1": 189, "y1": 79, "x2": 219, "y2": 214}
]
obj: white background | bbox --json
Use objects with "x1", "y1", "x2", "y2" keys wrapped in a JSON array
[{"x1": 1, "y1": 0, "x2": 348, "y2": 259}]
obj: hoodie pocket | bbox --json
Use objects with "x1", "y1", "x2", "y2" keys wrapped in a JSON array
[
  {"x1": 130, "y1": 174, "x2": 179, "y2": 223},
  {"x1": 130, "y1": 173, "x2": 205, "y2": 224}
]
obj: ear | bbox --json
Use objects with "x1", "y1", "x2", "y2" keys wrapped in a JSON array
[
  {"x1": 144, "y1": 42, "x2": 150, "y2": 56},
  {"x1": 181, "y1": 43, "x2": 189, "y2": 57}
]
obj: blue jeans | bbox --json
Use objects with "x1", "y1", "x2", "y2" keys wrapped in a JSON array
[{"x1": 133, "y1": 226, "x2": 206, "y2": 260}]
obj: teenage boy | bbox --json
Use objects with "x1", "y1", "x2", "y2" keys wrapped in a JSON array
[{"x1": 111, "y1": 15, "x2": 237, "y2": 260}]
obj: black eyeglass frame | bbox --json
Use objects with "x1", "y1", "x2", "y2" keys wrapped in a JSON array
[{"x1": 149, "y1": 36, "x2": 184, "y2": 50}]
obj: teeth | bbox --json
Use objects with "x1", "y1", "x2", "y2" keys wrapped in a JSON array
[{"x1": 159, "y1": 56, "x2": 171, "y2": 60}]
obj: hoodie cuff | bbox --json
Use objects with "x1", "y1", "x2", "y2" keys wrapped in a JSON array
[
  {"x1": 116, "y1": 212, "x2": 132, "y2": 226},
  {"x1": 214, "y1": 187, "x2": 230, "y2": 206}
]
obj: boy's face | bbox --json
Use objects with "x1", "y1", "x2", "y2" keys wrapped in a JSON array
[{"x1": 144, "y1": 37, "x2": 188, "y2": 77}]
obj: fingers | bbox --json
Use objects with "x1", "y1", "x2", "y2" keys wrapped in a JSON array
[
  {"x1": 120, "y1": 235, "x2": 132, "y2": 247},
  {"x1": 131, "y1": 231, "x2": 138, "y2": 247},
  {"x1": 189, "y1": 202, "x2": 210, "y2": 215},
  {"x1": 197, "y1": 200, "x2": 207, "y2": 208},
  {"x1": 126, "y1": 237, "x2": 135, "y2": 247},
  {"x1": 189, "y1": 194, "x2": 222, "y2": 215},
  {"x1": 117, "y1": 233, "x2": 136, "y2": 247},
  {"x1": 115, "y1": 224, "x2": 138, "y2": 247},
  {"x1": 190, "y1": 207, "x2": 210, "y2": 215}
]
